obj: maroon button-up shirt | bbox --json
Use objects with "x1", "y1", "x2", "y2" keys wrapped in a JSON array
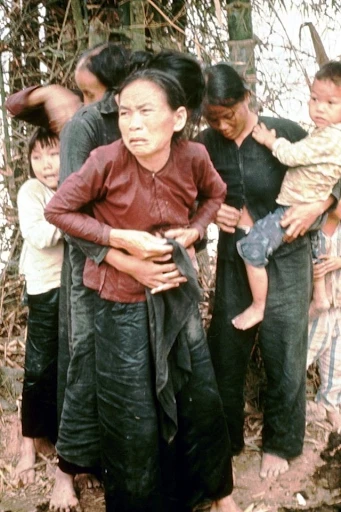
[
  {"x1": 5, "y1": 85, "x2": 50, "y2": 128},
  {"x1": 45, "y1": 138, "x2": 226, "y2": 302}
]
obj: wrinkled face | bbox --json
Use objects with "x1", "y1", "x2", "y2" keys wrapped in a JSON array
[
  {"x1": 203, "y1": 97, "x2": 250, "y2": 140},
  {"x1": 75, "y1": 66, "x2": 107, "y2": 105},
  {"x1": 118, "y1": 79, "x2": 186, "y2": 168},
  {"x1": 309, "y1": 78, "x2": 341, "y2": 128},
  {"x1": 30, "y1": 140, "x2": 60, "y2": 190}
]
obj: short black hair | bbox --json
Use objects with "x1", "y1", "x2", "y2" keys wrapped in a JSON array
[
  {"x1": 28, "y1": 127, "x2": 59, "y2": 178},
  {"x1": 315, "y1": 60, "x2": 341, "y2": 87}
]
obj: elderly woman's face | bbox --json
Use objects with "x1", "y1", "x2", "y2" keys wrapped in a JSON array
[
  {"x1": 203, "y1": 98, "x2": 250, "y2": 141},
  {"x1": 118, "y1": 79, "x2": 186, "y2": 167},
  {"x1": 75, "y1": 66, "x2": 107, "y2": 105}
]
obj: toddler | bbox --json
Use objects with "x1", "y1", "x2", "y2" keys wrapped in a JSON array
[{"x1": 234, "y1": 61, "x2": 341, "y2": 330}]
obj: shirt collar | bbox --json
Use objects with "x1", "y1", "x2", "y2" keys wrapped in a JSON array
[{"x1": 97, "y1": 90, "x2": 118, "y2": 115}]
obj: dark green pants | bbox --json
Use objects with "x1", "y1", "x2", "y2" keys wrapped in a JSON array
[
  {"x1": 95, "y1": 296, "x2": 233, "y2": 512},
  {"x1": 208, "y1": 231, "x2": 312, "y2": 459}
]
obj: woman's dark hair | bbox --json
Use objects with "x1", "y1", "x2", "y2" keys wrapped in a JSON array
[
  {"x1": 128, "y1": 50, "x2": 154, "y2": 74},
  {"x1": 118, "y1": 68, "x2": 187, "y2": 141},
  {"x1": 315, "y1": 60, "x2": 341, "y2": 87},
  {"x1": 204, "y1": 63, "x2": 249, "y2": 108},
  {"x1": 77, "y1": 43, "x2": 130, "y2": 91},
  {"x1": 28, "y1": 127, "x2": 59, "y2": 178},
  {"x1": 146, "y1": 50, "x2": 205, "y2": 113}
]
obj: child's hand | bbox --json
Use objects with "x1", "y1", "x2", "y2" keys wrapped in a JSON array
[
  {"x1": 313, "y1": 255, "x2": 341, "y2": 278},
  {"x1": 252, "y1": 122, "x2": 277, "y2": 150}
]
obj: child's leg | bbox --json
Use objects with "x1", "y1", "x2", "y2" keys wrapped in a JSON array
[
  {"x1": 232, "y1": 263, "x2": 268, "y2": 330},
  {"x1": 15, "y1": 288, "x2": 59, "y2": 485},
  {"x1": 309, "y1": 277, "x2": 330, "y2": 319},
  {"x1": 21, "y1": 289, "x2": 59, "y2": 443},
  {"x1": 307, "y1": 312, "x2": 327, "y2": 369},
  {"x1": 306, "y1": 312, "x2": 329, "y2": 422},
  {"x1": 309, "y1": 231, "x2": 330, "y2": 319},
  {"x1": 234, "y1": 206, "x2": 286, "y2": 331},
  {"x1": 326, "y1": 409, "x2": 341, "y2": 430},
  {"x1": 317, "y1": 308, "x2": 341, "y2": 429}
]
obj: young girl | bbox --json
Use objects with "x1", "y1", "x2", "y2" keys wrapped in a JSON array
[{"x1": 15, "y1": 127, "x2": 63, "y2": 484}]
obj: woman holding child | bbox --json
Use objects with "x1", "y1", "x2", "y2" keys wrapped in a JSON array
[{"x1": 197, "y1": 63, "x2": 340, "y2": 480}]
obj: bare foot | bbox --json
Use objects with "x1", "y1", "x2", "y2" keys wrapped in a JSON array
[
  {"x1": 211, "y1": 495, "x2": 242, "y2": 511},
  {"x1": 35, "y1": 437, "x2": 56, "y2": 457},
  {"x1": 326, "y1": 409, "x2": 341, "y2": 431},
  {"x1": 308, "y1": 299, "x2": 330, "y2": 320},
  {"x1": 13, "y1": 436, "x2": 36, "y2": 485},
  {"x1": 260, "y1": 453, "x2": 289, "y2": 479},
  {"x1": 49, "y1": 467, "x2": 81, "y2": 512},
  {"x1": 306, "y1": 400, "x2": 326, "y2": 423},
  {"x1": 75, "y1": 472, "x2": 101, "y2": 490},
  {"x1": 232, "y1": 303, "x2": 264, "y2": 330}
]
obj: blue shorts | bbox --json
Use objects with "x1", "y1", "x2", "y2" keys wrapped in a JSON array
[{"x1": 237, "y1": 205, "x2": 324, "y2": 267}]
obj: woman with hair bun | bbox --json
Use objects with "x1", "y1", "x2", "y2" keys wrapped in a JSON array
[{"x1": 46, "y1": 68, "x2": 241, "y2": 512}]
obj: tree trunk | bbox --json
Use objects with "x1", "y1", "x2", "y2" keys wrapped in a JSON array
[
  {"x1": 225, "y1": 0, "x2": 257, "y2": 107},
  {"x1": 70, "y1": 0, "x2": 87, "y2": 52}
]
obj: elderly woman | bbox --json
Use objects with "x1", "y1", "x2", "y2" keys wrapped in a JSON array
[
  {"x1": 45, "y1": 69, "x2": 241, "y2": 512},
  {"x1": 51, "y1": 49, "x2": 209, "y2": 511},
  {"x1": 8, "y1": 48, "x2": 212, "y2": 511}
]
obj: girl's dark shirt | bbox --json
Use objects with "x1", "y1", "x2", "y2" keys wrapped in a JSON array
[{"x1": 197, "y1": 116, "x2": 308, "y2": 259}]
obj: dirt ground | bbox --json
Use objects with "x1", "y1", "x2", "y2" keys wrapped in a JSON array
[
  {"x1": 0, "y1": 402, "x2": 340, "y2": 512},
  {"x1": 2, "y1": 236, "x2": 340, "y2": 511},
  {"x1": 0, "y1": 329, "x2": 340, "y2": 512}
]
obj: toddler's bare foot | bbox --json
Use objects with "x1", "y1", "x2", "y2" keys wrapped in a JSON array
[
  {"x1": 309, "y1": 299, "x2": 330, "y2": 320},
  {"x1": 49, "y1": 467, "x2": 81, "y2": 512},
  {"x1": 75, "y1": 472, "x2": 101, "y2": 490},
  {"x1": 232, "y1": 303, "x2": 264, "y2": 330},
  {"x1": 326, "y1": 409, "x2": 341, "y2": 431},
  {"x1": 210, "y1": 495, "x2": 242, "y2": 511},
  {"x1": 13, "y1": 436, "x2": 36, "y2": 485},
  {"x1": 260, "y1": 453, "x2": 289, "y2": 479}
]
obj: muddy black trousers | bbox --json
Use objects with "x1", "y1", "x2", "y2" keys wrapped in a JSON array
[
  {"x1": 208, "y1": 232, "x2": 312, "y2": 460},
  {"x1": 21, "y1": 288, "x2": 59, "y2": 444},
  {"x1": 95, "y1": 296, "x2": 233, "y2": 512}
]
